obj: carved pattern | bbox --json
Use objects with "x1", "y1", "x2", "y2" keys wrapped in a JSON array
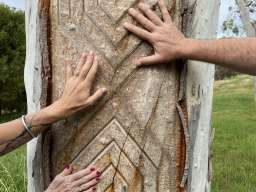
[
  {"x1": 50, "y1": 0, "x2": 179, "y2": 191},
  {"x1": 57, "y1": 0, "x2": 154, "y2": 68},
  {"x1": 72, "y1": 119, "x2": 157, "y2": 191}
]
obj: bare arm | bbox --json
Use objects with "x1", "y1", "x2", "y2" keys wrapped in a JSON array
[
  {"x1": 123, "y1": 0, "x2": 256, "y2": 75},
  {"x1": 0, "y1": 52, "x2": 106, "y2": 156},
  {"x1": 185, "y1": 38, "x2": 256, "y2": 75}
]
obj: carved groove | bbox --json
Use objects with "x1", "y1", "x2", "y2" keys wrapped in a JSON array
[
  {"x1": 50, "y1": 1, "x2": 180, "y2": 191},
  {"x1": 72, "y1": 119, "x2": 156, "y2": 191}
]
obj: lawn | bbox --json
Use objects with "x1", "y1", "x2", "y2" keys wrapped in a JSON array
[
  {"x1": 0, "y1": 75, "x2": 255, "y2": 192},
  {"x1": 0, "y1": 113, "x2": 26, "y2": 192},
  {"x1": 212, "y1": 75, "x2": 256, "y2": 192}
]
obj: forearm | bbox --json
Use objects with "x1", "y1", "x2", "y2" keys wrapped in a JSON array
[
  {"x1": 0, "y1": 52, "x2": 106, "y2": 156},
  {"x1": 184, "y1": 37, "x2": 256, "y2": 75},
  {"x1": 0, "y1": 101, "x2": 65, "y2": 155}
]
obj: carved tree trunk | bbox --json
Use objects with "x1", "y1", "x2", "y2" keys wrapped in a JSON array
[{"x1": 25, "y1": 0, "x2": 220, "y2": 191}]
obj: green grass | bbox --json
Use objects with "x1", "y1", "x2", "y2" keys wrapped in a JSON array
[
  {"x1": 212, "y1": 75, "x2": 256, "y2": 192},
  {"x1": 0, "y1": 75, "x2": 255, "y2": 192},
  {"x1": 0, "y1": 113, "x2": 27, "y2": 192}
]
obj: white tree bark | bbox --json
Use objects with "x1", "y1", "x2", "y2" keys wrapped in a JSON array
[
  {"x1": 185, "y1": 0, "x2": 220, "y2": 191},
  {"x1": 25, "y1": 0, "x2": 219, "y2": 191},
  {"x1": 236, "y1": 0, "x2": 256, "y2": 99},
  {"x1": 25, "y1": 0, "x2": 51, "y2": 191},
  {"x1": 25, "y1": 1, "x2": 42, "y2": 191}
]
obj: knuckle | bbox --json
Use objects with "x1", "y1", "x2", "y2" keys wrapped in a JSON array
[
  {"x1": 63, "y1": 182, "x2": 73, "y2": 190},
  {"x1": 134, "y1": 11, "x2": 139, "y2": 18},
  {"x1": 151, "y1": 34, "x2": 159, "y2": 42},
  {"x1": 86, "y1": 100, "x2": 93, "y2": 107},
  {"x1": 55, "y1": 175, "x2": 64, "y2": 183}
]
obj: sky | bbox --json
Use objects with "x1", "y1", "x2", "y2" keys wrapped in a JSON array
[
  {"x1": 217, "y1": 0, "x2": 246, "y2": 38},
  {"x1": 0, "y1": 0, "x2": 24, "y2": 10}
]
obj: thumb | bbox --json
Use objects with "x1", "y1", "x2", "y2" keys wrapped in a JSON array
[
  {"x1": 136, "y1": 54, "x2": 161, "y2": 66},
  {"x1": 60, "y1": 165, "x2": 73, "y2": 176},
  {"x1": 85, "y1": 88, "x2": 107, "y2": 107}
]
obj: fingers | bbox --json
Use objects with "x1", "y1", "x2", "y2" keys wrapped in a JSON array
[
  {"x1": 85, "y1": 88, "x2": 107, "y2": 107},
  {"x1": 70, "y1": 166, "x2": 96, "y2": 182},
  {"x1": 85, "y1": 187, "x2": 97, "y2": 192},
  {"x1": 136, "y1": 54, "x2": 162, "y2": 66},
  {"x1": 123, "y1": 22, "x2": 152, "y2": 41},
  {"x1": 137, "y1": 3, "x2": 162, "y2": 26},
  {"x1": 80, "y1": 51, "x2": 95, "y2": 79},
  {"x1": 60, "y1": 165, "x2": 73, "y2": 177},
  {"x1": 78, "y1": 178, "x2": 99, "y2": 191},
  {"x1": 84, "y1": 55, "x2": 98, "y2": 85},
  {"x1": 158, "y1": 0, "x2": 172, "y2": 23},
  {"x1": 74, "y1": 53, "x2": 87, "y2": 76},
  {"x1": 128, "y1": 8, "x2": 155, "y2": 31},
  {"x1": 65, "y1": 60, "x2": 73, "y2": 80},
  {"x1": 73, "y1": 170, "x2": 101, "y2": 188}
]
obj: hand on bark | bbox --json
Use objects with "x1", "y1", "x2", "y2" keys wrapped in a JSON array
[
  {"x1": 53, "y1": 51, "x2": 107, "y2": 119},
  {"x1": 123, "y1": 0, "x2": 187, "y2": 66},
  {"x1": 45, "y1": 166, "x2": 101, "y2": 192}
]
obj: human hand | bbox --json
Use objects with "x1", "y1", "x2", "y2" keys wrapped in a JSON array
[
  {"x1": 52, "y1": 51, "x2": 107, "y2": 120},
  {"x1": 45, "y1": 165, "x2": 101, "y2": 192},
  {"x1": 123, "y1": 0, "x2": 187, "y2": 66}
]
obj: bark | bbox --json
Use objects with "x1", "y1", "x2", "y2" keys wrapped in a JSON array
[
  {"x1": 25, "y1": 0, "x2": 220, "y2": 191},
  {"x1": 184, "y1": 0, "x2": 219, "y2": 191},
  {"x1": 236, "y1": 0, "x2": 256, "y2": 99}
]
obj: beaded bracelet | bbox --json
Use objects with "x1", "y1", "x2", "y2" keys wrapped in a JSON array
[{"x1": 21, "y1": 115, "x2": 35, "y2": 138}]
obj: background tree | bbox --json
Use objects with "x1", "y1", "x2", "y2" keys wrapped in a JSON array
[{"x1": 0, "y1": 4, "x2": 26, "y2": 115}]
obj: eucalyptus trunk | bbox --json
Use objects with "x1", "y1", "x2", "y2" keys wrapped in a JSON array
[{"x1": 25, "y1": 0, "x2": 220, "y2": 191}]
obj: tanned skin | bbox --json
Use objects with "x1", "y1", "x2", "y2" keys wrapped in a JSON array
[
  {"x1": 123, "y1": 0, "x2": 256, "y2": 75},
  {"x1": 0, "y1": 52, "x2": 105, "y2": 192}
]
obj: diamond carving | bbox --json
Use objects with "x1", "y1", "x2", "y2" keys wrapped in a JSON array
[
  {"x1": 57, "y1": 0, "x2": 153, "y2": 68},
  {"x1": 72, "y1": 119, "x2": 157, "y2": 191},
  {"x1": 86, "y1": 0, "x2": 137, "y2": 45},
  {"x1": 98, "y1": 0, "x2": 137, "y2": 23}
]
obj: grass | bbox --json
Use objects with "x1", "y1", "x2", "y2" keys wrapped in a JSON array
[
  {"x1": 0, "y1": 75, "x2": 255, "y2": 192},
  {"x1": 0, "y1": 113, "x2": 27, "y2": 192},
  {"x1": 212, "y1": 75, "x2": 256, "y2": 192}
]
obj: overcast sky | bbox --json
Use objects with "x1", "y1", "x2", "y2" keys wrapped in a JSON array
[{"x1": 0, "y1": 0, "x2": 24, "y2": 10}]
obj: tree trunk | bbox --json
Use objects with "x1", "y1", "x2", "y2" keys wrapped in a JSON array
[
  {"x1": 236, "y1": 0, "x2": 256, "y2": 99},
  {"x1": 25, "y1": 0, "x2": 220, "y2": 191}
]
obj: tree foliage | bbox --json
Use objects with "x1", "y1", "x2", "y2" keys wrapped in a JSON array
[{"x1": 0, "y1": 4, "x2": 26, "y2": 114}]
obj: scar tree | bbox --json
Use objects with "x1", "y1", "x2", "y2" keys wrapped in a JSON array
[{"x1": 25, "y1": 0, "x2": 220, "y2": 191}]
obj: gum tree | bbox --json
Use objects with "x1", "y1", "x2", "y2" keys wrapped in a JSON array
[{"x1": 25, "y1": 0, "x2": 220, "y2": 191}]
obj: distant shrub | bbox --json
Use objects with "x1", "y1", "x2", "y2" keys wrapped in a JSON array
[
  {"x1": 215, "y1": 66, "x2": 239, "y2": 80},
  {"x1": 0, "y1": 4, "x2": 26, "y2": 114}
]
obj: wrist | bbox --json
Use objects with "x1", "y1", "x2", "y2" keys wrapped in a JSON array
[
  {"x1": 46, "y1": 100, "x2": 71, "y2": 121},
  {"x1": 25, "y1": 101, "x2": 68, "y2": 128},
  {"x1": 180, "y1": 38, "x2": 200, "y2": 60}
]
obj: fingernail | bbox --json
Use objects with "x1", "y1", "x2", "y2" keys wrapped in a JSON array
[
  {"x1": 65, "y1": 165, "x2": 70, "y2": 169},
  {"x1": 90, "y1": 51, "x2": 93, "y2": 55},
  {"x1": 96, "y1": 171, "x2": 101, "y2": 176},
  {"x1": 138, "y1": 2, "x2": 144, "y2": 7},
  {"x1": 93, "y1": 188, "x2": 96, "y2": 191},
  {"x1": 96, "y1": 177, "x2": 101, "y2": 181},
  {"x1": 90, "y1": 167, "x2": 96, "y2": 172},
  {"x1": 135, "y1": 60, "x2": 141, "y2": 66},
  {"x1": 129, "y1": 8, "x2": 134, "y2": 12}
]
